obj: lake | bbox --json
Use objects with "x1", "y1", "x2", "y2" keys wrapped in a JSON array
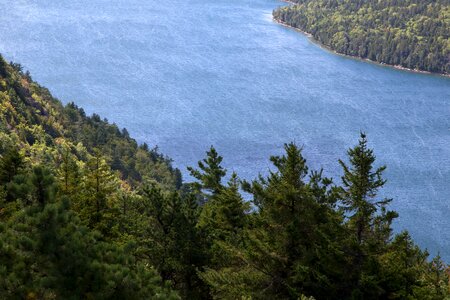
[{"x1": 0, "y1": 0, "x2": 449, "y2": 260}]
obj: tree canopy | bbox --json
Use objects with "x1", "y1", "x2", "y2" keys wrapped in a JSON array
[
  {"x1": 273, "y1": 0, "x2": 450, "y2": 74},
  {"x1": 0, "y1": 55, "x2": 448, "y2": 299}
]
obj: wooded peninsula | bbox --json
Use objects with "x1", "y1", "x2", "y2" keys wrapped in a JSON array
[{"x1": 273, "y1": 0, "x2": 450, "y2": 75}]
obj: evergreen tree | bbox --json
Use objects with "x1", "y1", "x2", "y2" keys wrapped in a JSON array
[
  {"x1": 29, "y1": 166, "x2": 55, "y2": 206},
  {"x1": 56, "y1": 146, "x2": 81, "y2": 198},
  {"x1": 0, "y1": 166, "x2": 178, "y2": 299},
  {"x1": 338, "y1": 133, "x2": 398, "y2": 298},
  {"x1": 198, "y1": 173, "x2": 248, "y2": 238},
  {"x1": 202, "y1": 143, "x2": 346, "y2": 299},
  {"x1": 136, "y1": 184, "x2": 208, "y2": 299},
  {"x1": 0, "y1": 58, "x2": 449, "y2": 300},
  {"x1": 79, "y1": 149, "x2": 120, "y2": 237},
  {"x1": 0, "y1": 198, "x2": 178, "y2": 299},
  {"x1": 187, "y1": 146, "x2": 226, "y2": 199},
  {"x1": 176, "y1": 193, "x2": 209, "y2": 299},
  {"x1": 338, "y1": 133, "x2": 397, "y2": 246},
  {"x1": 0, "y1": 147, "x2": 26, "y2": 203},
  {"x1": 0, "y1": 147, "x2": 24, "y2": 185},
  {"x1": 379, "y1": 232, "x2": 428, "y2": 298},
  {"x1": 197, "y1": 172, "x2": 250, "y2": 268}
]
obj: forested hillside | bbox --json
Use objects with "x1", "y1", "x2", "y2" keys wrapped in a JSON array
[
  {"x1": 273, "y1": 0, "x2": 450, "y2": 74},
  {"x1": 0, "y1": 54, "x2": 182, "y2": 299},
  {"x1": 0, "y1": 55, "x2": 449, "y2": 299}
]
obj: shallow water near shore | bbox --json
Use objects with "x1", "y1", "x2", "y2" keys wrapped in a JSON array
[{"x1": 0, "y1": 0, "x2": 449, "y2": 259}]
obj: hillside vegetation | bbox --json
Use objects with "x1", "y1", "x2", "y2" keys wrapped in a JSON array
[
  {"x1": 273, "y1": 0, "x2": 450, "y2": 74},
  {"x1": 0, "y1": 55, "x2": 449, "y2": 299}
]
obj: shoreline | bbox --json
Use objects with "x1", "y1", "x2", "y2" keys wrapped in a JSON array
[
  {"x1": 273, "y1": 17, "x2": 450, "y2": 79},
  {"x1": 279, "y1": 0, "x2": 298, "y2": 5}
]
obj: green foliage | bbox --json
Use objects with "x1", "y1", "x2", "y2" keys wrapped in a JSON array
[
  {"x1": 0, "y1": 147, "x2": 26, "y2": 203},
  {"x1": 134, "y1": 184, "x2": 208, "y2": 299},
  {"x1": 338, "y1": 133, "x2": 396, "y2": 298},
  {"x1": 338, "y1": 132, "x2": 397, "y2": 250},
  {"x1": 197, "y1": 173, "x2": 249, "y2": 241},
  {"x1": 79, "y1": 149, "x2": 120, "y2": 236},
  {"x1": 0, "y1": 196, "x2": 178, "y2": 299},
  {"x1": 0, "y1": 55, "x2": 449, "y2": 299},
  {"x1": 187, "y1": 146, "x2": 227, "y2": 198},
  {"x1": 56, "y1": 144, "x2": 81, "y2": 197},
  {"x1": 273, "y1": 0, "x2": 449, "y2": 74},
  {"x1": 0, "y1": 54, "x2": 181, "y2": 190},
  {"x1": 0, "y1": 55, "x2": 182, "y2": 298},
  {"x1": 0, "y1": 147, "x2": 24, "y2": 184},
  {"x1": 202, "y1": 143, "x2": 347, "y2": 299},
  {"x1": 29, "y1": 166, "x2": 56, "y2": 206},
  {"x1": 201, "y1": 141, "x2": 450, "y2": 300}
]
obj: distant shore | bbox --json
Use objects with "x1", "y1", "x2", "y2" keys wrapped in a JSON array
[
  {"x1": 279, "y1": 0, "x2": 297, "y2": 5},
  {"x1": 273, "y1": 16, "x2": 450, "y2": 78}
]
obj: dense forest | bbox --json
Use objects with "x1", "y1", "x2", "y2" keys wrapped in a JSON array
[
  {"x1": 0, "y1": 54, "x2": 449, "y2": 299},
  {"x1": 273, "y1": 0, "x2": 450, "y2": 74}
]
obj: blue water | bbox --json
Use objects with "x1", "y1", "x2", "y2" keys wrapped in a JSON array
[{"x1": 1, "y1": 0, "x2": 449, "y2": 260}]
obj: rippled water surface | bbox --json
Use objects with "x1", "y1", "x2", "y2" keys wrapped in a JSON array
[{"x1": 1, "y1": 0, "x2": 449, "y2": 259}]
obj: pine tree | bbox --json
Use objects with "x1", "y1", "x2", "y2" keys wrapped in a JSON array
[
  {"x1": 338, "y1": 133, "x2": 398, "y2": 298},
  {"x1": 202, "y1": 143, "x2": 345, "y2": 299},
  {"x1": 79, "y1": 149, "x2": 120, "y2": 236},
  {"x1": 57, "y1": 146, "x2": 81, "y2": 197},
  {"x1": 187, "y1": 146, "x2": 226, "y2": 199},
  {"x1": 197, "y1": 172, "x2": 250, "y2": 270},
  {"x1": 198, "y1": 173, "x2": 248, "y2": 239},
  {"x1": 338, "y1": 132, "x2": 397, "y2": 245},
  {"x1": 424, "y1": 255, "x2": 450, "y2": 299},
  {"x1": 0, "y1": 147, "x2": 26, "y2": 203},
  {"x1": 0, "y1": 147, "x2": 23, "y2": 185},
  {"x1": 136, "y1": 184, "x2": 208, "y2": 298},
  {"x1": 29, "y1": 166, "x2": 55, "y2": 206},
  {"x1": 0, "y1": 196, "x2": 178, "y2": 299}
]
